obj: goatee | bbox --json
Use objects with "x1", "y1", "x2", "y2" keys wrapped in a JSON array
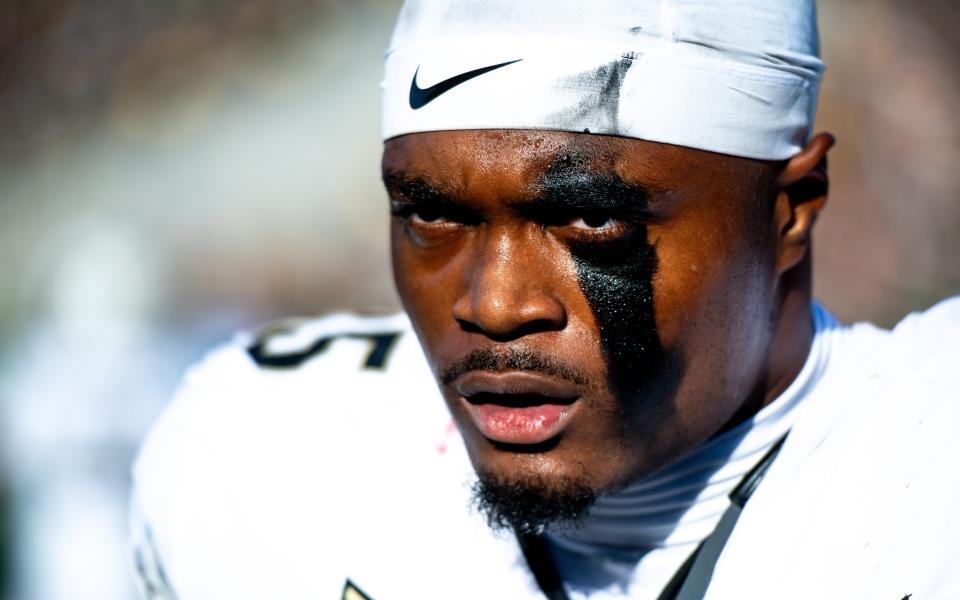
[{"x1": 471, "y1": 471, "x2": 597, "y2": 536}]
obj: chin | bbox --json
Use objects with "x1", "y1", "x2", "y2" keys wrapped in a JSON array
[
  {"x1": 462, "y1": 422, "x2": 672, "y2": 533},
  {"x1": 470, "y1": 458, "x2": 599, "y2": 535}
]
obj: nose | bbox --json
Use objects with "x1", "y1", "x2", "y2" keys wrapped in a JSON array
[{"x1": 451, "y1": 228, "x2": 566, "y2": 341}]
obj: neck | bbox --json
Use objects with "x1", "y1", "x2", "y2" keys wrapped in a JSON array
[{"x1": 766, "y1": 252, "x2": 815, "y2": 405}]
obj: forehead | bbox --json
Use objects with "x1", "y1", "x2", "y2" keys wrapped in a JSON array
[{"x1": 381, "y1": 129, "x2": 771, "y2": 200}]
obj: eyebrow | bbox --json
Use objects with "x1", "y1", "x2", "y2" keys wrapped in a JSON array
[
  {"x1": 382, "y1": 165, "x2": 654, "y2": 214},
  {"x1": 532, "y1": 163, "x2": 652, "y2": 214},
  {"x1": 382, "y1": 172, "x2": 461, "y2": 206}
]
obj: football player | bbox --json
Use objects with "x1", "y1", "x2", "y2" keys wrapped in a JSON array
[{"x1": 131, "y1": 1, "x2": 960, "y2": 598}]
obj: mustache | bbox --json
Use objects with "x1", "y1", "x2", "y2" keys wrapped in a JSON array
[{"x1": 439, "y1": 347, "x2": 589, "y2": 386}]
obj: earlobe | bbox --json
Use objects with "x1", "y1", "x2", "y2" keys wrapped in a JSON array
[{"x1": 774, "y1": 132, "x2": 835, "y2": 273}]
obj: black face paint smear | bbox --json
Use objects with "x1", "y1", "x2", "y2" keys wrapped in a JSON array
[
  {"x1": 544, "y1": 56, "x2": 634, "y2": 134},
  {"x1": 539, "y1": 154, "x2": 683, "y2": 411}
]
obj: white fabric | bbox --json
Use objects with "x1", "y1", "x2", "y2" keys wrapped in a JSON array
[
  {"x1": 130, "y1": 298, "x2": 960, "y2": 599},
  {"x1": 382, "y1": 0, "x2": 824, "y2": 159}
]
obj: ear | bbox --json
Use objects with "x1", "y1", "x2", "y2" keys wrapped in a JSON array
[{"x1": 773, "y1": 132, "x2": 835, "y2": 273}]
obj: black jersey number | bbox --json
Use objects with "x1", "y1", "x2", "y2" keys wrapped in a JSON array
[{"x1": 248, "y1": 328, "x2": 401, "y2": 370}]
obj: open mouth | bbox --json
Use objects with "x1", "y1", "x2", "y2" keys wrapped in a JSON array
[{"x1": 453, "y1": 371, "x2": 581, "y2": 445}]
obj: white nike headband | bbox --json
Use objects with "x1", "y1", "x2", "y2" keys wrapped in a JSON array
[{"x1": 381, "y1": 0, "x2": 823, "y2": 160}]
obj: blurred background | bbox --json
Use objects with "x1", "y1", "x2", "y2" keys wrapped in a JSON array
[{"x1": 0, "y1": 1, "x2": 957, "y2": 598}]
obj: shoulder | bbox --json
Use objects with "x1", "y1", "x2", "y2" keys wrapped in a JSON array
[
  {"x1": 832, "y1": 296, "x2": 960, "y2": 399},
  {"x1": 883, "y1": 295, "x2": 960, "y2": 372},
  {"x1": 799, "y1": 296, "x2": 960, "y2": 460},
  {"x1": 130, "y1": 311, "x2": 459, "y2": 598},
  {"x1": 130, "y1": 312, "x2": 535, "y2": 600},
  {"x1": 707, "y1": 298, "x2": 960, "y2": 597},
  {"x1": 807, "y1": 296, "x2": 960, "y2": 406},
  {"x1": 133, "y1": 311, "x2": 441, "y2": 503}
]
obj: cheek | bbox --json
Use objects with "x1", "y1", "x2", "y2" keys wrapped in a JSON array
[
  {"x1": 390, "y1": 223, "x2": 416, "y2": 306},
  {"x1": 654, "y1": 225, "x2": 773, "y2": 348},
  {"x1": 651, "y1": 223, "x2": 776, "y2": 427},
  {"x1": 390, "y1": 223, "x2": 444, "y2": 345},
  {"x1": 390, "y1": 223, "x2": 405, "y2": 287},
  {"x1": 390, "y1": 222, "x2": 450, "y2": 315},
  {"x1": 390, "y1": 223, "x2": 478, "y2": 375}
]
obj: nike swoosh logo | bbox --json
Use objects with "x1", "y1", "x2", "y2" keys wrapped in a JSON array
[{"x1": 408, "y1": 59, "x2": 521, "y2": 110}]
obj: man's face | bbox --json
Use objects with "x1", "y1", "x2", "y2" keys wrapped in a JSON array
[{"x1": 383, "y1": 130, "x2": 781, "y2": 528}]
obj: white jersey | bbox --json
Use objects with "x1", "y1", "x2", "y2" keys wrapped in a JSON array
[{"x1": 131, "y1": 298, "x2": 960, "y2": 600}]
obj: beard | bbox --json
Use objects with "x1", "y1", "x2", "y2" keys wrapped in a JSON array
[{"x1": 471, "y1": 470, "x2": 598, "y2": 536}]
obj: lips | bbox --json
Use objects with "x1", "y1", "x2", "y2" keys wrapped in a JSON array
[{"x1": 452, "y1": 371, "x2": 580, "y2": 445}]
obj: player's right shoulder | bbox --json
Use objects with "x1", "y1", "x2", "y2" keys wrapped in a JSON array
[
  {"x1": 135, "y1": 311, "x2": 434, "y2": 476},
  {"x1": 139, "y1": 312, "x2": 425, "y2": 442},
  {"x1": 130, "y1": 311, "x2": 449, "y2": 599}
]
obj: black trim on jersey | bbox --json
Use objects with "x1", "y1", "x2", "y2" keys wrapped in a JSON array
[
  {"x1": 517, "y1": 434, "x2": 789, "y2": 600},
  {"x1": 517, "y1": 533, "x2": 568, "y2": 600},
  {"x1": 134, "y1": 526, "x2": 179, "y2": 600}
]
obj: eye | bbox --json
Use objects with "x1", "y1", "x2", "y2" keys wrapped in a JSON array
[
  {"x1": 569, "y1": 214, "x2": 618, "y2": 232},
  {"x1": 407, "y1": 206, "x2": 449, "y2": 225},
  {"x1": 556, "y1": 211, "x2": 631, "y2": 243},
  {"x1": 390, "y1": 201, "x2": 474, "y2": 247},
  {"x1": 390, "y1": 202, "x2": 459, "y2": 226}
]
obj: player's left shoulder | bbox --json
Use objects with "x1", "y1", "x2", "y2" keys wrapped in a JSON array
[
  {"x1": 884, "y1": 295, "x2": 960, "y2": 367},
  {"x1": 861, "y1": 295, "x2": 960, "y2": 397},
  {"x1": 707, "y1": 296, "x2": 960, "y2": 598}
]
